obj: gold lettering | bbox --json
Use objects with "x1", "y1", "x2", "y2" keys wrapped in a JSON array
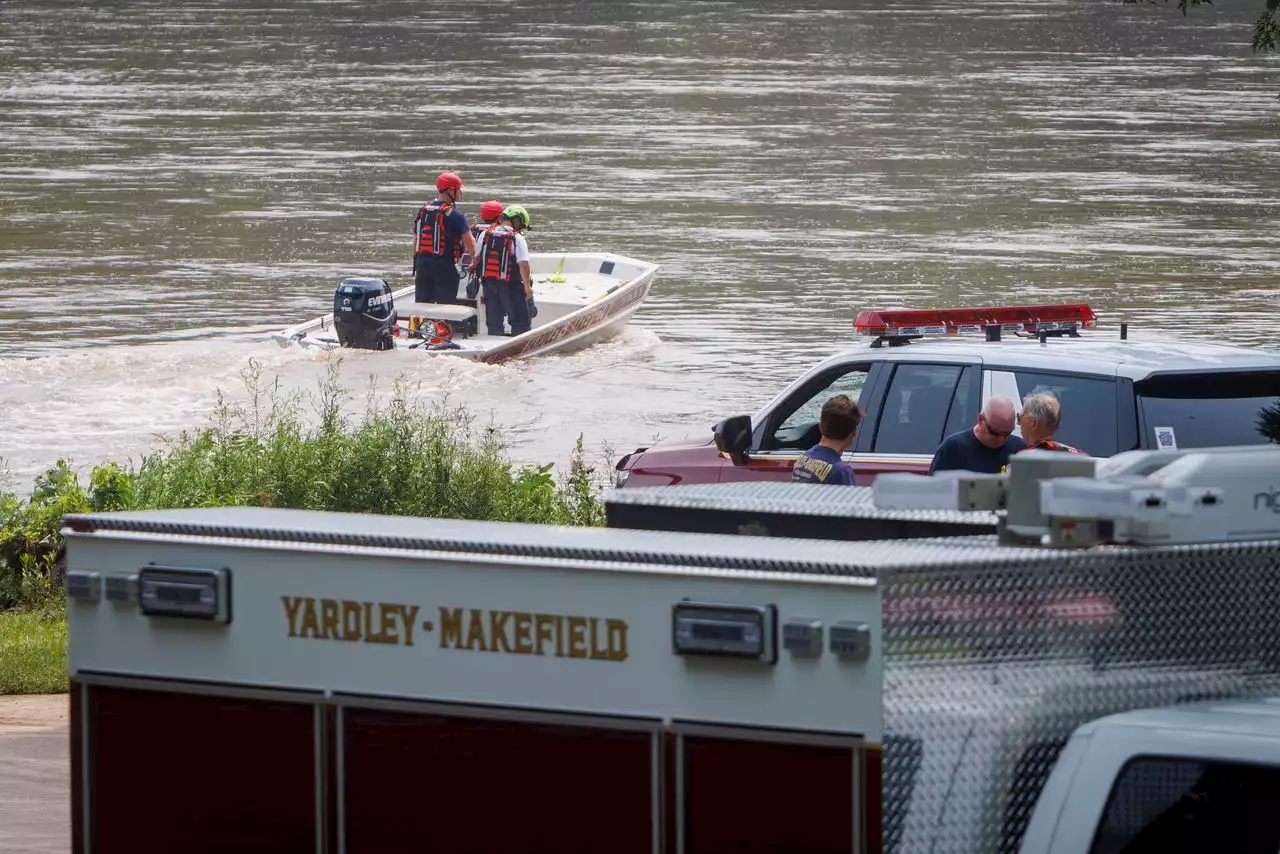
[
  {"x1": 433, "y1": 607, "x2": 625, "y2": 662},
  {"x1": 362, "y1": 603, "x2": 385, "y2": 644},
  {"x1": 320, "y1": 599, "x2": 340, "y2": 640},
  {"x1": 465, "y1": 608, "x2": 488, "y2": 651},
  {"x1": 489, "y1": 610, "x2": 512, "y2": 653},
  {"x1": 400, "y1": 604, "x2": 420, "y2": 647},
  {"x1": 440, "y1": 607, "x2": 463, "y2": 648},
  {"x1": 606, "y1": 619, "x2": 629, "y2": 662},
  {"x1": 282, "y1": 596, "x2": 303, "y2": 637},
  {"x1": 513, "y1": 612, "x2": 534, "y2": 654},
  {"x1": 534, "y1": 614, "x2": 555, "y2": 656},
  {"x1": 367, "y1": 602, "x2": 398, "y2": 645},
  {"x1": 300, "y1": 598, "x2": 320, "y2": 639},
  {"x1": 567, "y1": 616, "x2": 588, "y2": 659},
  {"x1": 342, "y1": 601, "x2": 363, "y2": 642},
  {"x1": 590, "y1": 617, "x2": 608, "y2": 660}
]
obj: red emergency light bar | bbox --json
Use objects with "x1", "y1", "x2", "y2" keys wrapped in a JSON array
[{"x1": 854, "y1": 304, "x2": 1097, "y2": 338}]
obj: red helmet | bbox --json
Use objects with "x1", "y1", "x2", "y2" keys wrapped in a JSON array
[
  {"x1": 436, "y1": 172, "x2": 463, "y2": 192},
  {"x1": 479, "y1": 200, "x2": 505, "y2": 221}
]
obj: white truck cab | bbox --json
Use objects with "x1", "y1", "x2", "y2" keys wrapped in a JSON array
[{"x1": 1021, "y1": 699, "x2": 1280, "y2": 853}]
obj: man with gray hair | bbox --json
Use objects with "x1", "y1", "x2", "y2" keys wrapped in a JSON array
[
  {"x1": 1017, "y1": 392, "x2": 1083, "y2": 453},
  {"x1": 929, "y1": 394, "x2": 1027, "y2": 474}
]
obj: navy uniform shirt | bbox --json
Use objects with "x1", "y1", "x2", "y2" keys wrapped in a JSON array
[
  {"x1": 792, "y1": 445, "x2": 854, "y2": 485},
  {"x1": 929, "y1": 428, "x2": 1027, "y2": 474}
]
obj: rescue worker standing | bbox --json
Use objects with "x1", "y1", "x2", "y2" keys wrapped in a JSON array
[
  {"x1": 474, "y1": 205, "x2": 533, "y2": 337},
  {"x1": 413, "y1": 172, "x2": 476, "y2": 305},
  {"x1": 1017, "y1": 392, "x2": 1083, "y2": 453},
  {"x1": 463, "y1": 199, "x2": 505, "y2": 300}
]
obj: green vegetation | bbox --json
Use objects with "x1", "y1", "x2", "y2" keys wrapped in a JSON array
[
  {"x1": 1121, "y1": 0, "x2": 1279, "y2": 53},
  {"x1": 0, "y1": 358, "x2": 611, "y2": 692},
  {"x1": 0, "y1": 612, "x2": 68, "y2": 695}
]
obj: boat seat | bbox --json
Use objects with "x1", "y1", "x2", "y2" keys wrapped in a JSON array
[{"x1": 397, "y1": 302, "x2": 477, "y2": 322}]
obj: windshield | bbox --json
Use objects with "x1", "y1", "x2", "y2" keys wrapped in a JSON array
[{"x1": 1136, "y1": 371, "x2": 1280, "y2": 449}]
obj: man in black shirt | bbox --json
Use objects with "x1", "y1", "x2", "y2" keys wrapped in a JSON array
[{"x1": 928, "y1": 395, "x2": 1026, "y2": 474}]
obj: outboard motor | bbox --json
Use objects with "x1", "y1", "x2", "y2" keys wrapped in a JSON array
[{"x1": 333, "y1": 278, "x2": 396, "y2": 351}]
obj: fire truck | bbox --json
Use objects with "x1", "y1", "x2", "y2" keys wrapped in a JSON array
[{"x1": 62, "y1": 446, "x2": 1280, "y2": 853}]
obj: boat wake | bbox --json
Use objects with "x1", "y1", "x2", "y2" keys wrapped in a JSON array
[{"x1": 0, "y1": 328, "x2": 667, "y2": 492}]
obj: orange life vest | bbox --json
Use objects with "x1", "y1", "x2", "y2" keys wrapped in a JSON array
[
  {"x1": 479, "y1": 225, "x2": 518, "y2": 283},
  {"x1": 414, "y1": 200, "x2": 462, "y2": 261}
]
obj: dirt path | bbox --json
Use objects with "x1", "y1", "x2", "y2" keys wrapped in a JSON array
[
  {"x1": 0, "y1": 695, "x2": 68, "y2": 733},
  {"x1": 0, "y1": 695, "x2": 69, "y2": 853}
]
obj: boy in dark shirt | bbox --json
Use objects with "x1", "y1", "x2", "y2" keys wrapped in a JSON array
[
  {"x1": 792, "y1": 394, "x2": 862, "y2": 485},
  {"x1": 928, "y1": 395, "x2": 1026, "y2": 474}
]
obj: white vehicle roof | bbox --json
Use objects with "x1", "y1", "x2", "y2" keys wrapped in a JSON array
[
  {"x1": 1078, "y1": 696, "x2": 1280, "y2": 740},
  {"x1": 816, "y1": 332, "x2": 1280, "y2": 381}
]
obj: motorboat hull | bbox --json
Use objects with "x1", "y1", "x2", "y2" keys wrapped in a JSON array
[{"x1": 271, "y1": 253, "x2": 656, "y2": 363}]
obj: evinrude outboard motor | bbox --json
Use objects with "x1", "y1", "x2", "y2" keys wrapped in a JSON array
[{"x1": 333, "y1": 277, "x2": 396, "y2": 351}]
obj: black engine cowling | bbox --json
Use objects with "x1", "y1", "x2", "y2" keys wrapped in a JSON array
[{"x1": 333, "y1": 278, "x2": 395, "y2": 350}]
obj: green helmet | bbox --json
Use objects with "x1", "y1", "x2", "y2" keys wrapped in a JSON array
[{"x1": 502, "y1": 205, "x2": 531, "y2": 231}]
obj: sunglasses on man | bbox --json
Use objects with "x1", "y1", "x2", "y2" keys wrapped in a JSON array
[{"x1": 980, "y1": 413, "x2": 1014, "y2": 437}]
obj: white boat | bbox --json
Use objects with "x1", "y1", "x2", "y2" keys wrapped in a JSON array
[{"x1": 270, "y1": 252, "x2": 657, "y2": 363}]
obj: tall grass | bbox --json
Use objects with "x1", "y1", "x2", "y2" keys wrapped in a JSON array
[{"x1": 0, "y1": 358, "x2": 609, "y2": 613}]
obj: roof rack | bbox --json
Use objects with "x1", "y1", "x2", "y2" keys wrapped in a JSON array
[{"x1": 854, "y1": 304, "x2": 1098, "y2": 348}]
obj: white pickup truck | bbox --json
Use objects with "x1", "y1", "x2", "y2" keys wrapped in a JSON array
[{"x1": 1021, "y1": 698, "x2": 1280, "y2": 853}]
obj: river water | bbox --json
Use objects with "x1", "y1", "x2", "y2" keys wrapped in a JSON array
[{"x1": 0, "y1": 0, "x2": 1276, "y2": 488}]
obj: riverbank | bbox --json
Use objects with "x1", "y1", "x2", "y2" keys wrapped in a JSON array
[{"x1": 0, "y1": 358, "x2": 612, "y2": 694}]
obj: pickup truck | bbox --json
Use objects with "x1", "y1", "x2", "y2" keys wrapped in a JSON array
[{"x1": 1021, "y1": 698, "x2": 1280, "y2": 853}]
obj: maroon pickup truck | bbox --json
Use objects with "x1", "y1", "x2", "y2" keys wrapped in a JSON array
[{"x1": 613, "y1": 304, "x2": 1280, "y2": 488}]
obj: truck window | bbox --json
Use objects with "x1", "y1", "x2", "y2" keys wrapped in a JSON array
[
  {"x1": 764, "y1": 365, "x2": 870, "y2": 451},
  {"x1": 1012, "y1": 370, "x2": 1117, "y2": 457},
  {"x1": 1136, "y1": 371, "x2": 1280, "y2": 450},
  {"x1": 1089, "y1": 756, "x2": 1280, "y2": 854},
  {"x1": 873, "y1": 364, "x2": 963, "y2": 455}
]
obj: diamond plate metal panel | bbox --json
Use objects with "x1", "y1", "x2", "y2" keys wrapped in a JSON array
[
  {"x1": 880, "y1": 541, "x2": 1280, "y2": 854},
  {"x1": 605, "y1": 483, "x2": 998, "y2": 541},
  {"x1": 606, "y1": 482, "x2": 999, "y2": 524}
]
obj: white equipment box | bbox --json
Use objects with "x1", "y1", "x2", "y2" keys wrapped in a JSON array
[{"x1": 62, "y1": 505, "x2": 1280, "y2": 854}]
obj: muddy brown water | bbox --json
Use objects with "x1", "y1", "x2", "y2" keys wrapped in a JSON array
[{"x1": 0, "y1": 1, "x2": 1276, "y2": 484}]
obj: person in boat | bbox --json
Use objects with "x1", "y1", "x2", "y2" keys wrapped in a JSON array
[
  {"x1": 473, "y1": 205, "x2": 534, "y2": 337},
  {"x1": 1016, "y1": 392, "x2": 1084, "y2": 454},
  {"x1": 929, "y1": 395, "x2": 1026, "y2": 474},
  {"x1": 463, "y1": 200, "x2": 505, "y2": 300},
  {"x1": 413, "y1": 171, "x2": 476, "y2": 305},
  {"x1": 791, "y1": 394, "x2": 862, "y2": 485}
]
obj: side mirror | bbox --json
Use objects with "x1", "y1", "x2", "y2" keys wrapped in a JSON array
[{"x1": 713, "y1": 415, "x2": 752, "y2": 466}]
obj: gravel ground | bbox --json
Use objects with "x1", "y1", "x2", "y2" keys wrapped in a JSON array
[{"x1": 0, "y1": 695, "x2": 69, "y2": 854}]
